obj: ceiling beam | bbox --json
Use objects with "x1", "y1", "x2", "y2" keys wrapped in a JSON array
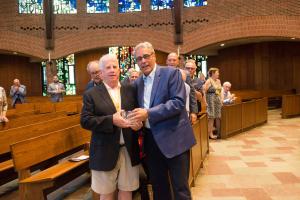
[
  {"x1": 44, "y1": 0, "x2": 54, "y2": 50},
  {"x1": 173, "y1": 0, "x2": 183, "y2": 45}
]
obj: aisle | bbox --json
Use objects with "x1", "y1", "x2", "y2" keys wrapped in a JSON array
[{"x1": 191, "y1": 109, "x2": 300, "y2": 200}]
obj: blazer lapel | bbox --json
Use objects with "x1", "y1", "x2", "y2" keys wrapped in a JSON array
[
  {"x1": 149, "y1": 66, "x2": 161, "y2": 107},
  {"x1": 97, "y1": 83, "x2": 116, "y2": 112}
]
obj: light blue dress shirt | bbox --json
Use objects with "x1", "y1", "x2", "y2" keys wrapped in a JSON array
[{"x1": 143, "y1": 65, "x2": 157, "y2": 128}]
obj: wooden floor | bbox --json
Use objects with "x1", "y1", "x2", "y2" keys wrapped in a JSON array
[{"x1": 1, "y1": 109, "x2": 300, "y2": 200}]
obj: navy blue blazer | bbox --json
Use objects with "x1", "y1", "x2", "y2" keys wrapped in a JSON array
[
  {"x1": 81, "y1": 82, "x2": 140, "y2": 171},
  {"x1": 135, "y1": 66, "x2": 196, "y2": 158}
]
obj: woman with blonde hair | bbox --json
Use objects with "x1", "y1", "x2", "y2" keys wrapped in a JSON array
[{"x1": 204, "y1": 68, "x2": 222, "y2": 139}]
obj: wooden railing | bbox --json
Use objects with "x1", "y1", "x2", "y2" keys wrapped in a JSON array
[
  {"x1": 189, "y1": 114, "x2": 209, "y2": 186},
  {"x1": 282, "y1": 94, "x2": 300, "y2": 118},
  {"x1": 221, "y1": 98, "x2": 268, "y2": 139}
]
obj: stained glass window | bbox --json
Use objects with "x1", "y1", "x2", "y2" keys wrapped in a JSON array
[
  {"x1": 151, "y1": 0, "x2": 173, "y2": 10},
  {"x1": 109, "y1": 47, "x2": 135, "y2": 80},
  {"x1": 184, "y1": 0, "x2": 207, "y2": 7},
  {"x1": 118, "y1": 0, "x2": 141, "y2": 13},
  {"x1": 53, "y1": 0, "x2": 77, "y2": 14},
  {"x1": 18, "y1": 0, "x2": 43, "y2": 14},
  {"x1": 41, "y1": 54, "x2": 76, "y2": 96},
  {"x1": 87, "y1": 0, "x2": 110, "y2": 13}
]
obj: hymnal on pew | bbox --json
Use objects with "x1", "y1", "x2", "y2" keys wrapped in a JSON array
[{"x1": 69, "y1": 155, "x2": 89, "y2": 162}]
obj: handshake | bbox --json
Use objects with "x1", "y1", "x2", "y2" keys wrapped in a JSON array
[{"x1": 113, "y1": 108, "x2": 147, "y2": 131}]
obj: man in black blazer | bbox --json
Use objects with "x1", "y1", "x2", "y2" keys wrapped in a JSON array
[{"x1": 81, "y1": 54, "x2": 142, "y2": 200}]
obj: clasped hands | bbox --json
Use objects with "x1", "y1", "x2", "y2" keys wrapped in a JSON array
[{"x1": 112, "y1": 108, "x2": 148, "y2": 131}]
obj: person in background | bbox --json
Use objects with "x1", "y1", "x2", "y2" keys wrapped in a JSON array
[
  {"x1": 0, "y1": 86, "x2": 9, "y2": 123},
  {"x1": 185, "y1": 59, "x2": 206, "y2": 112},
  {"x1": 204, "y1": 68, "x2": 222, "y2": 139},
  {"x1": 166, "y1": 52, "x2": 198, "y2": 124},
  {"x1": 130, "y1": 42, "x2": 195, "y2": 200},
  {"x1": 86, "y1": 60, "x2": 102, "y2": 91},
  {"x1": 47, "y1": 75, "x2": 65, "y2": 102},
  {"x1": 10, "y1": 79, "x2": 26, "y2": 108},
  {"x1": 222, "y1": 81, "x2": 236, "y2": 105}
]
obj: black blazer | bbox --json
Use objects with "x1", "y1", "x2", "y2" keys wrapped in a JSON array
[{"x1": 80, "y1": 82, "x2": 140, "y2": 171}]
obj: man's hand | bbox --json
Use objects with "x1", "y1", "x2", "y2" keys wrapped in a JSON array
[
  {"x1": 127, "y1": 108, "x2": 148, "y2": 122},
  {"x1": 190, "y1": 113, "x2": 197, "y2": 124},
  {"x1": 129, "y1": 121, "x2": 143, "y2": 131},
  {"x1": 113, "y1": 112, "x2": 129, "y2": 128}
]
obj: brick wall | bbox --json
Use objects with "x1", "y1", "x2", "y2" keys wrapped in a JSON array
[{"x1": 0, "y1": 0, "x2": 300, "y2": 59}]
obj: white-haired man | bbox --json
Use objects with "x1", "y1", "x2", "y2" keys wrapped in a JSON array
[
  {"x1": 221, "y1": 81, "x2": 236, "y2": 104},
  {"x1": 81, "y1": 54, "x2": 142, "y2": 200}
]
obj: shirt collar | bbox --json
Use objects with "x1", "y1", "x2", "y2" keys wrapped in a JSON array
[
  {"x1": 103, "y1": 81, "x2": 121, "y2": 90},
  {"x1": 143, "y1": 64, "x2": 157, "y2": 81}
]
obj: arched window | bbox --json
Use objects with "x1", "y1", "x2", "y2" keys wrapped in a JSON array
[
  {"x1": 53, "y1": 0, "x2": 77, "y2": 14},
  {"x1": 151, "y1": 0, "x2": 174, "y2": 10},
  {"x1": 118, "y1": 0, "x2": 141, "y2": 13},
  {"x1": 18, "y1": 0, "x2": 43, "y2": 14},
  {"x1": 87, "y1": 0, "x2": 110, "y2": 13}
]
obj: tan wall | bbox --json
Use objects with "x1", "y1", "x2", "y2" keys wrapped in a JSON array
[{"x1": 207, "y1": 42, "x2": 300, "y2": 91}]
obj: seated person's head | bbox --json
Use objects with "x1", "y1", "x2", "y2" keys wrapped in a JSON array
[{"x1": 223, "y1": 82, "x2": 231, "y2": 92}]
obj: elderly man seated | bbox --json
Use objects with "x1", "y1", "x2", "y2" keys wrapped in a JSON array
[{"x1": 221, "y1": 81, "x2": 237, "y2": 105}]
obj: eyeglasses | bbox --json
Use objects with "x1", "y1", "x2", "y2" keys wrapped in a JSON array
[{"x1": 135, "y1": 53, "x2": 153, "y2": 62}]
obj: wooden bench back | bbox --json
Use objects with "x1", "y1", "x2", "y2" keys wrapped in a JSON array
[
  {"x1": 0, "y1": 111, "x2": 66, "y2": 131},
  {"x1": 10, "y1": 125, "x2": 90, "y2": 171},
  {"x1": 0, "y1": 115, "x2": 80, "y2": 155}
]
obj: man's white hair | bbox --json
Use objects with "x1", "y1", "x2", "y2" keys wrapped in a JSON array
[
  {"x1": 133, "y1": 42, "x2": 155, "y2": 58},
  {"x1": 99, "y1": 54, "x2": 118, "y2": 70},
  {"x1": 223, "y1": 81, "x2": 231, "y2": 87}
]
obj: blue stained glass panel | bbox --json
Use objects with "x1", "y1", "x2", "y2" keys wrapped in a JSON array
[
  {"x1": 151, "y1": 0, "x2": 173, "y2": 10},
  {"x1": 53, "y1": 0, "x2": 77, "y2": 14},
  {"x1": 87, "y1": 0, "x2": 110, "y2": 13},
  {"x1": 184, "y1": 0, "x2": 207, "y2": 7},
  {"x1": 18, "y1": 0, "x2": 43, "y2": 14},
  {"x1": 118, "y1": 0, "x2": 141, "y2": 13}
]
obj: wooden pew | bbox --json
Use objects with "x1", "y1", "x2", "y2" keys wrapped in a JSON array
[
  {"x1": 189, "y1": 114, "x2": 209, "y2": 186},
  {"x1": 282, "y1": 94, "x2": 300, "y2": 118},
  {"x1": 10, "y1": 125, "x2": 90, "y2": 200},
  {"x1": 221, "y1": 98, "x2": 268, "y2": 139},
  {"x1": 0, "y1": 111, "x2": 66, "y2": 131},
  {"x1": 0, "y1": 115, "x2": 80, "y2": 186}
]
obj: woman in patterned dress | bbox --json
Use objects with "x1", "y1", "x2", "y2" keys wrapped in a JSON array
[{"x1": 204, "y1": 68, "x2": 222, "y2": 139}]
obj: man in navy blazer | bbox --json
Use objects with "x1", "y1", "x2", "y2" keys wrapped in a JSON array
[{"x1": 129, "y1": 42, "x2": 196, "y2": 200}]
